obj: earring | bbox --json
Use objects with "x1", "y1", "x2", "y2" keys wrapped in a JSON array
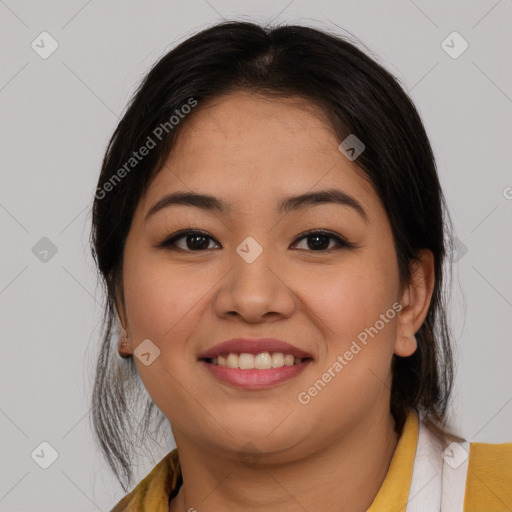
[{"x1": 119, "y1": 327, "x2": 131, "y2": 359}]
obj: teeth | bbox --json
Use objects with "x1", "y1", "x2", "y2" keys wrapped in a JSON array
[
  {"x1": 284, "y1": 354, "x2": 295, "y2": 366},
  {"x1": 271, "y1": 352, "x2": 284, "y2": 367},
  {"x1": 255, "y1": 352, "x2": 272, "y2": 369},
  {"x1": 210, "y1": 352, "x2": 306, "y2": 369},
  {"x1": 226, "y1": 353, "x2": 238, "y2": 369},
  {"x1": 239, "y1": 353, "x2": 255, "y2": 369}
]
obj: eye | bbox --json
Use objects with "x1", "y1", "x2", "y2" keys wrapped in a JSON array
[
  {"x1": 157, "y1": 230, "x2": 221, "y2": 251},
  {"x1": 290, "y1": 230, "x2": 354, "y2": 251},
  {"x1": 158, "y1": 229, "x2": 355, "y2": 252}
]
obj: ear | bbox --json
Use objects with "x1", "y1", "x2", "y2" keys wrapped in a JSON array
[
  {"x1": 394, "y1": 249, "x2": 435, "y2": 357},
  {"x1": 114, "y1": 280, "x2": 133, "y2": 357}
]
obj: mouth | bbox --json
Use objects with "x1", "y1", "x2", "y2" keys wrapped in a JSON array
[
  {"x1": 198, "y1": 337, "x2": 313, "y2": 361},
  {"x1": 203, "y1": 352, "x2": 312, "y2": 369},
  {"x1": 198, "y1": 338, "x2": 314, "y2": 389}
]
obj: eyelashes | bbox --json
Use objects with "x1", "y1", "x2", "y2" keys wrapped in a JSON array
[
  {"x1": 157, "y1": 229, "x2": 357, "y2": 253},
  {"x1": 158, "y1": 229, "x2": 220, "y2": 251},
  {"x1": 291, "y1": 230, "x2": 355, "y2": 251}
]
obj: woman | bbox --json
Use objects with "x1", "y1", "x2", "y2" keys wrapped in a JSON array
[{"x1": 90, "y1": 21, "x2": 512, "y2": 512}]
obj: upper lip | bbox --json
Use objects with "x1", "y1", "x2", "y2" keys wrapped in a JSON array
[{"x1": 198, "y1": 338, "x2": 314, "y2": 360}]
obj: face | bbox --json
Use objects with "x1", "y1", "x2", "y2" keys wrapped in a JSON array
[{"x1": 117, "y1": 91, "x2": 422, "y2": 462}]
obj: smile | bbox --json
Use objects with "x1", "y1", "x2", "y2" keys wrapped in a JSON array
[
  {"x1": 200, "y1": 353, "x2": 313, "y2": 389},
  {"x1": 206, "y1": 351, "x2": 309, "y2": 369}
]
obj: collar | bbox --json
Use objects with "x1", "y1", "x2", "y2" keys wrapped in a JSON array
[{"x1": 367, "y1": 410, "x2": 419, "y2": 511}]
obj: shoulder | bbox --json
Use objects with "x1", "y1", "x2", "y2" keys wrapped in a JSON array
[
  {"x1": 110, "y1": 449, "x2": 181, "y2": 512},
  {"x1": 464, "y1": 440, "x2": 512, "y2": 511}
]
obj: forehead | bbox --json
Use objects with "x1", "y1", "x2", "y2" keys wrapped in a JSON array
[
  {"x1": 172, "y1": 91, "x2": 341, "y2": 161},
  {"x1": 140, "y1": 91, "x2": 381, "y2": 218}
]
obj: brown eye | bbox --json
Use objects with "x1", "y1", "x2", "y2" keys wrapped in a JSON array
[
  {"x1": 158, "y1": 229, "x2": 354, "y2": 252},
  {"x1": 158, "y1": 230, "x2": 220, "y2": 251},
  {"x1": 291, "y1": 230, "x2": 353, "y2": 251}
]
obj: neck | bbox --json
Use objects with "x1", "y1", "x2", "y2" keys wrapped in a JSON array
[{"x1": 170, "y1": 408, "x2": 400, "y2": 512}]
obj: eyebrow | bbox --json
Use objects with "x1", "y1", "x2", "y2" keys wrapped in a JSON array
[{"x1": 144, "y1": 188, "x2": 368, "y2": 223}]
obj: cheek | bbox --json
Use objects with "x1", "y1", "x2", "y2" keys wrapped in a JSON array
[
  {"x1": 122, "y1": 257, "x2": 204, "y2": 417},
  {"x1": 123, "y1": 255, "x2": 204, "y2": 341},
  {"x1": 305, "y1": 259, "x2": 398, "y2": 344},
  {"x1": 301, "y1": 248, "x2": 399, "y2": 407},
  {"x1": 298, "y1": 268, "x2": 398, "y2": 423}
]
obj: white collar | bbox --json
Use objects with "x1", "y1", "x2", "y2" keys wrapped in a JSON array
[{"x1": 405, "y1": 416, "x2": 470, "y2": 511}]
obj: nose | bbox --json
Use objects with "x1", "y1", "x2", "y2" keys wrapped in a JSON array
[{"x1": 213, "y1": 245, "x2": 296, "y2": 323}]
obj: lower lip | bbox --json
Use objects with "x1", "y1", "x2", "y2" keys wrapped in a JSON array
[{"x1": 200, "y1": 360, "x2": 311, "y2": 389}]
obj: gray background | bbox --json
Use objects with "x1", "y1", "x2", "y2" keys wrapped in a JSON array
[{"x1": 1, "y1": 0, "x2": 511, "y2": 510}]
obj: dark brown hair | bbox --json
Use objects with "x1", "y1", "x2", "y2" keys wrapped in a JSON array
[{"x1": 90, "y1": 20, "x2": 461, "y2": 492}]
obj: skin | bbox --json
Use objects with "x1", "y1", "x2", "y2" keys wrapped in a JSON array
[{"x1": 116, "y1": 90, "x2": 435, "y2": 512}]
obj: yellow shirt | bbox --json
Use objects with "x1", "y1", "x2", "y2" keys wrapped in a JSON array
[{"x1": 110, "y1": 411, "x2": 512, "y2": 511}]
